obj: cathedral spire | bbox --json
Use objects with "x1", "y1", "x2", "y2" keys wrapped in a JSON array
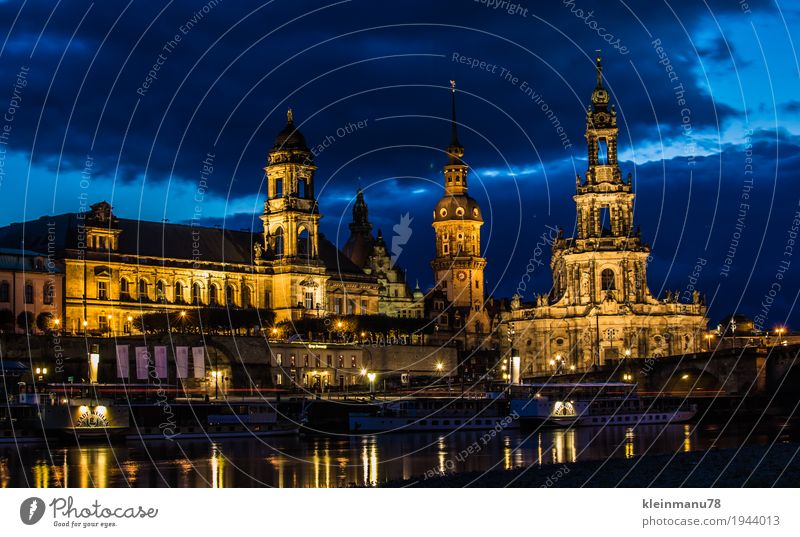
[
  {"x1": 449, "y1": 80, "x2": 461, "y2": 150},
  {"x1": 590, "y1": 53, "x2": 610, "y2": 111},
  {"x1": 350, "y1": 187, "x2": 371, "y2": 232}
]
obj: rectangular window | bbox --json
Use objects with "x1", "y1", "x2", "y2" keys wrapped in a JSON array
[
  {"x1": 290, "y1": 354, "x2": 296, "y2": 367},
  {"x1": 98, "y1": 315, "x2": 108, "y2": 331},
  {"x1": 276, "y1": 353, "x2": 282, "y2": 366},
  {"x1": 351, "y1": 355, "x2": 357, "y2": 368},
  {"x1": 326, "y1": 355, "x2": 332, "y2": 367},
  {"x1": 334, "y1": 297, "x2": 342, "y2": 314},
  {"x1": 276, "y1": 373, "x2": 283, "y2": 386},
  {"x1": 360, "y1": 300, "x2": 367, "y2": 314},
  {"x1": 305, "y1": 291, "x2": 314, "y2": 310},
  {"x1": 315, "y1": 355, "x2": 321, "y2": 367},
  {"x1": 338, "y1": 355, "x2": 344, "y2": 368},
  {"x1": 303, "y1": 354, "x2": 309, "y2": 367},
  {"x1": 275, "y1": 178, "x2": 283, "y2": 197},
  {"x1": 443, "y1": 244, "x2": 449, "y2": 255},
  {"x1": 97, "y1": 280, "x2": 108, "y2": 300},
  {"x1": 347, "y1": 300, "x2": 355, "y2": 315}
]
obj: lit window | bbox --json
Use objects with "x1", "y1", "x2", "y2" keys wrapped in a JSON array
[{"x1": 97, "y1": 280, "x2": 108, "y2": 300}]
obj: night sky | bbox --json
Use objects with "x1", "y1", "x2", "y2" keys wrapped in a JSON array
[{"x1": 0, "y1": 0, "x2": 798, "y2": 329}]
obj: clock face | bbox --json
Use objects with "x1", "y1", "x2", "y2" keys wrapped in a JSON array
[
  {"x1": 595, "y1": 112, "x2": 608, "y2": 123},
  {"x1": 457, "y1": 271, "x2": 467, "y2": 281}
]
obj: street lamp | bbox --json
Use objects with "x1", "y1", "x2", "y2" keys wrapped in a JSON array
[
  {"x1": 704, "y1": 332, "x2": 714, "y2": 351},
  {"x1": 624, "y1": 348, "x2": 631, "y2": 359},
  {"x1": 436, "y1": 362, "x2": 444, "y2": 376},
  {"x1": 367, "y1": 372, "x2": 376, "y2": 393}
]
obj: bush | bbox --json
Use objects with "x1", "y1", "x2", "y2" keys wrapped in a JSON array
[
  {"x1": 16, "y1": 311, "x2": 34, "y2": 333},
  {"x1": 134, "y1": 308, "x2": 276, "y2": 335},
  {"x1": 36, "y1": 311, "x2": 54, "y2": 332},
  {"x1": 0, "y1": 309, "x2": 13, "y2": 331}
]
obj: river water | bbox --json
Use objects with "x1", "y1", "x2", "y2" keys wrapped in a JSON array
[{"x1": 1, "y1": 419, "x2": 796, "y2": 487}]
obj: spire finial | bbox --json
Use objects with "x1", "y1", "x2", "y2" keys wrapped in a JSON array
[
  {"x1": 449, "y1": 80, "x2": 460, "y2": 148},
  {"x1": 287, "y1": 107, "x2": 293, "y2": 124},
  {"x1": 595, "y1": 51, "x2": 603, "y2": 88}
]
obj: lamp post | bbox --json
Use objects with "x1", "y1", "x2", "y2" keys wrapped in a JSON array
[{"x1": 367, "y1": 372, "x2": 376, "y2": 394}]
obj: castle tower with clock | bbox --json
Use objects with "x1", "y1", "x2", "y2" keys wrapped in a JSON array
[
  {"x1": 430, "y1": 82, "x2": 489, "y2": 345},
  {"x1": 503, "y1": 57, "x2": 707, "y2": 375}
]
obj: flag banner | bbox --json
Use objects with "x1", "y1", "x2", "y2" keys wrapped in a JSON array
[
  {"x1": 192, "y1": 347, "x2": 205, "y2": 378},
  {"x1": 115, "y1": 345, "x2": 129, "y2": 379},
  {"x1": 154, "y1": 346, "x2": 168, "y2": 379},
  {"x1": 135, "y1": 347, "x2": 150, "y2": 380},
  {"x1": 175, "y1": 346, "x2": 189, "y2": 379}
]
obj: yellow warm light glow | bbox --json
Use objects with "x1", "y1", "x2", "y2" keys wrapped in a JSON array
[
  {"x1": 360, "y1": 368, "x2": 367, "y2": 376},
  {"x1": 127, "y1": 315, "x2": 133, "y2": 322},
  {"x1": 107, "y1": 314, "x2": 112, "y2": 319},
  {"x1": 436, "y1": 362, "x2": 444, "y2": 371},
  {"x1": 79, "y1": 405, "x2": 89, "y2": 413},
  {"x1": 336, "y1": 321, "x2": 343, "y2": 329},
  {"x1": 42, "y1": 368, "x2": 48, "y2": 375},
  {"x1": 82, "y1": 320, "x2": 88, "y2": 327},
  {"x1": 681, "y1": 374, "x2": 689, "y2": 380},
  {"x1": 35, "y1": 368, "x2": 41, "y2": 374},
  {"x1": 569, "y1": 365, "x2": 576, "y2": 371},
  {"x1": 95, "y1": 406, "x2": 107, "y2": 415},
  {"x1": 180, "y1": 311, "x2": 186, "y2": 317},
  {"x1": 549, "y1": 360, "x2": 556, "y2": 366},
  {"x1": 367, "y1": 372, "x2": 376, "y2": 382},
  {"x1": 53, "y1": 318, "x2": 60, "y2": 325}
]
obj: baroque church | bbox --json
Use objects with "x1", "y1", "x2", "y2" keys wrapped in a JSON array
[{"x1": 502, "y1": 57, "x2": 707, "y2": 375}]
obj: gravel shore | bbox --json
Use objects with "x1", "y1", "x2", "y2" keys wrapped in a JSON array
[{"x1": 388, "y1": 442, "x2": 800, "y2": 487}]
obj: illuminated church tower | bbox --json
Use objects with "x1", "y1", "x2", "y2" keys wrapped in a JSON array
[
  {"x1": 431, "y1": 81, "x2": 488, "y2": 340},
  {"x1": 504, "y1": 57, "x2": 707, "y2": 374},
  {"x1": 260, "y1": 109, "x2": 326, "y2": 321}
]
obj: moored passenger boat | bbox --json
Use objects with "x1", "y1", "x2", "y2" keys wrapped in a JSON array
[{"x1": 509, "y1": 382, "x2": 696, "y2": 427}]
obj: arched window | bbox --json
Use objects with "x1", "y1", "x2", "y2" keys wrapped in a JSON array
[
  {"x1": 24, "y1": 283, "x2": 34, "y2": 304},
  {"x1": 120, "y1": 278, "x2": 130, "y2": 300},
  {"x1": 274, "y1": 227, "x2": 284, "y2": 257},
  {"x1": 174, "y1": 281, "x2": 184, "y2": 303},
  {"x1": 138, "y1": 279, "x2": 148, "y2": 300},
  {"x1": 242, "y1": 286, "x2": 252, "y2": 308},
  {"x1": 192, "y1": 282, "x2": 202, "y2": 305},
  {"x1": 0, "y1": 281, "x2": 9, "y2": 302},
  {"x1": 601, "y1": 269, "x2": 615, "y2": 290},
  {"x1": 43, "y1": 283, "x2": 54, "y2": 305},
  {"x1": 156, "y1": 280, "x2": 166, "y2": 302},
  {"x1": 226, "y1": 285, "x2": 235, "y2": 306},
  {"x1": 209, "y1": 284, "x2": 218, "y2": 306},
  {"x1": 298, "y1": 228, "x2": 310, "y2": 256}
]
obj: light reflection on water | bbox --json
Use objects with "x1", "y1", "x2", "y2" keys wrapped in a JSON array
[{"x1": 0, "y1": 421, "x2": 793, "y2": 488}]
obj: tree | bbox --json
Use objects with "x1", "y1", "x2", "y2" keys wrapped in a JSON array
[
  {"x1": 16, "y1": 311, "x2": 34, "y2": 333},
  {"x1": 0, "y1": 309, "x2": 13, "y2": 332},
  {"x1": 36, "y1": 311, "x2": 53, "y2": 333}
]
